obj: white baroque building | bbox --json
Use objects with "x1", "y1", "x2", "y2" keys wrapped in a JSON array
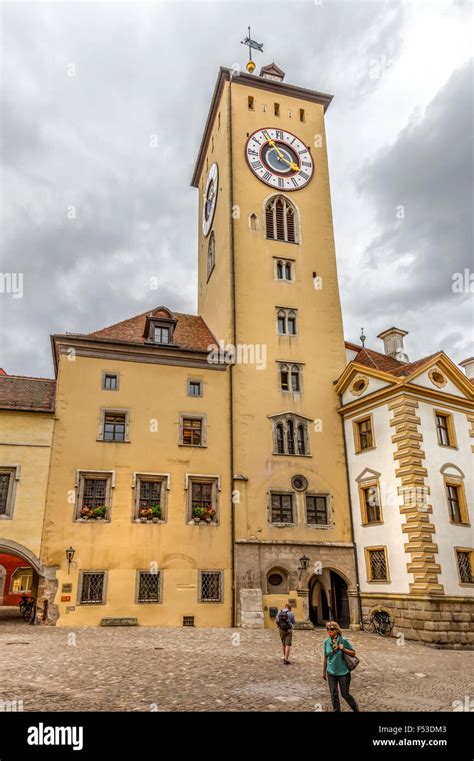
[{"x1": 336, "y1": 328, "x2": 474, "y2": 648}]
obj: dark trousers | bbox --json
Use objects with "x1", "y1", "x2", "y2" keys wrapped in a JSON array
[{"x1": 327, "y1": 672, "x2": 359, "y2": 712}]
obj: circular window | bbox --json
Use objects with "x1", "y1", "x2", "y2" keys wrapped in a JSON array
[
  {"x1": 351, "y1": 376, "x2": 368, "y2": 396},
  {"x1": 429, "y1": 368, "x2": 447, "y2": 388},
  {"x1": 291, "y1": 475, "x2": 308, "y2": 492},
  {"x1": 268, "y1": 573, "x2": 284, "y2": 587}
]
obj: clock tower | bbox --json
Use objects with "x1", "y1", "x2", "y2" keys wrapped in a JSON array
[{"x1": 192, "y1": 63, "x2": 359, "y2": 629}]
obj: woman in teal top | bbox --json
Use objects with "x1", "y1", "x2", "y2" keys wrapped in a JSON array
[{"x1": 322, "y1": 620, "x2": 359, "y2": 712}]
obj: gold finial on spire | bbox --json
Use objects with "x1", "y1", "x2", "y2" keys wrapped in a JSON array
[{"x1": 241, "y1": 26, "x2": 263, "y2": 74}]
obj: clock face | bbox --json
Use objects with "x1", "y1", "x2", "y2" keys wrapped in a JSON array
[
  {"x1": 202, "y1": 162, "x2": 218, "y2": 237},
  {"x1": 245, "y1": 128, "x2": 313, "y2": 190}
]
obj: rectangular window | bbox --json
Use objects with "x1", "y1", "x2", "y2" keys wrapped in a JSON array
[
  {"x1": 277, "y1": 315, "x2": 286, "y2": 334},
  {"x1": 274, "y1": 102, "x2": 280, "y2": 117},
  {"x1": 366, "y1": 547, "x2": 389, "y2": 582},
  {"x1": 280, "y1": 368, "x2": 289, "y2": 391},
  {"x1": 137, "y1": 571, "x2": 161, "y2": 603},
  {"x1": 188, "y1": 477, "x2": 218, "y2": 523},
  {"x1": 76, "y1": 472, "x2": 112, "y2": 521},
  {"x1": 456, "y1": 550, "x2": 474, "y2": 584},
  {"x1": 299, "y1": 108, "x2": 305, "y2": 122},
  {"x1": 134, "y1": 475, "x2": 167, "y2": 521},
  {"x1": 354, "y1": 416, "x2": 374, "y2": 452},
  {"x1": 287, "y1": 315, "x2": 296, "y2": 335},
  {"x1": 187, "y1": 380, "x2": 203, "y2": 397},
  {"x1": 103, "y1": 413, "x2": 126, "y2": 441},
  {"x1": 306, "y1": 495, "x2": 329, "y2": 525},
  {"x1": 0, "y1": 472, "x2": 12, "y2": 516},
  {"x1": 199, "y1": 571, "x2": 223, "y2": 602},
  {"x1": 271, "y1": 493, "x2": 294, "y2": 524},
  {"x1": 80, "y1": 572, "x2": 105, "y2": 604},
  {"x1": 435, "y1": 411, "x2": 456, "y2": 447},
  {"x1": 139, "y1": 480, "x2": 162, "y2": 509},
  {"x1": 446, "y1": 484, "x2": 464, "y2": 523},
  {"x1": 361, "y1": 484, "x2": 382, "y2": 524},
  {"x1": 102, "y1": 373, "x2": 118, "y2": 391},
  {"x1": 181, "y1": 417, "x2": 204, "y2": 447},
  {"x1": 154, "y1": 326, "x2": 170, "y2": 344}
]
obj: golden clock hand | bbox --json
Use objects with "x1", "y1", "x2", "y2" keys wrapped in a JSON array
[{"x1": 277, "y1": 153, "x2": 300, "y2": 172}]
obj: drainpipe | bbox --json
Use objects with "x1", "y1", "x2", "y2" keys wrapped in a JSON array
[
  {"x1": 228, "y1": 72, "x2": 238, "y2": 627},
  {"x1": 339, "y1": 393, "x2": 363, "y2": 626}
]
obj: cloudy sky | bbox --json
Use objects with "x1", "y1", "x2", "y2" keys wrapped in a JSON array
[{"x1": 0, "y1": 0, "x2": 472, "y2": 378}]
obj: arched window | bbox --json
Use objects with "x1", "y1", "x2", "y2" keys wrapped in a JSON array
[
  {"x1": 287, "y1": 311, "x2": 297, "y2": 335},
  {"x1": 297, "y1": 425, "x2": 306, "y2": 455},
  {"x1": 277, "y1": 310, "x2": 286, "y2": 335},
  {"x1": 265, "y1": 195, "x2": 299, "y2": 243},
  {"x1": 291, "y1": 365, "x2": 300, "y2": 392},
  {"x1": 280, "y1": 364, "x2": 289, "y2": 391},
  {"x1": 207, "y1": 232, "x2": 215, "y2": 279},
  {"x1": 276, "y1": 423, "x2": 285, "y2": 454},
  {"x1": 287, "y1": 419, "x2": 295, "y2": 455},
  {"x1": 285, "y1": 262, "x2": 292, "y2": 280},
  {"x1": 276, "y1": 260, "x2": 284, "y2": 279},
  {"x1": 249, "y1": 213, "x2": 258, "y2": 231}
]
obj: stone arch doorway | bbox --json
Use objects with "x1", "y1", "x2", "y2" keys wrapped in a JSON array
[
  {"x1": 0, "y1": 539, "x2": 55, "y2": 623},
  {"x1": 330, "y1": 570, "x2": 350, "y2": 629},
  {"x1": 308, "y1": 575, "x2": 330, "y2": 626}
]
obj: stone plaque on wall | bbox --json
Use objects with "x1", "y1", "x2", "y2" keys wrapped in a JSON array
[{"x1": 240, "y1": 588, "x2": 264, "y2": 629}]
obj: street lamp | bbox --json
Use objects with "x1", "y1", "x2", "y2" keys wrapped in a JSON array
[
  {"x1": 66, "y1": 546, "x2": 75, "y2": 574},
  {"x1": 298, "y1": 554, "x2": 310, "y2": 579}
]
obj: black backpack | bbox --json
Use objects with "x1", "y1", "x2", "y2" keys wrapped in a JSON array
[{"x1": 278, "y1": 610, "x2": 291, "y2": 631}]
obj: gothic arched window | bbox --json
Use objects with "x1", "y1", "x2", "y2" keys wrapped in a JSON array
[
  {"x1": 291, "y1": 365, "x2": 300, "y2": 392},
  {"x1": 272, "y1": 415, "x2": 310, "y2": 457},
  {"x1": 276, "y1": 423, "x2": 285, "y2": 454},
  {"x1": 287, "y1": 419, "x2": 295, "y2": 455},
  {"x1": 297, "y1": 425, "x2": 306, "y2": 455},
  {"x1": 265, "y1": 195, "x2": 299, "y2": 243},
  {"x1": 207, "y1": 232, "x2": 216, "y2": 279}
]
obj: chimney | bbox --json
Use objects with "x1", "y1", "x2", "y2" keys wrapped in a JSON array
[
  {"x1": 459, "y1": 357, "x2": 474, "y2": 380},
  {"x1": 377, "y1": 327, "x2": 409, "y2": 363}
]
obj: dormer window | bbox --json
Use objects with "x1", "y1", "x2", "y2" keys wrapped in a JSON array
[{"x1": 143, "y1": 307, "x2": 177, "y2": 346}]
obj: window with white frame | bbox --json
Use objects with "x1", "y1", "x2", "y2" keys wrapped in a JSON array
[
  {"x1": 75, "y1": 472, "x2": 113, "y2": 522},
  {"x1": 0, "y1": 467, "x2": 18, "y2": 519},
  {"x1": 134, "y1": 475, "x2": 167, "y2": 522},
  {"x1": 265, "y1": 196, "x2": 299, "y2": 243},
  {"x1": 276, "y1": 308, "x2": 297, "y2": 336}
]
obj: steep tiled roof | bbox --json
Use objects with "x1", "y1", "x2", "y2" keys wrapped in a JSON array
[
  {"x1": 353, "y1": 347, "x2": 440, "y2": 377},
  {"x1": 87, "y1": 308, "x2": 217, "y2": 353},
  {"x1": 0, "y1": 375, "x2": 56, "y2": 411}
]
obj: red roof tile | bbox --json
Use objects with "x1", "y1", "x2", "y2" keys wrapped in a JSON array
[
  {"x1": 88, "y1": 308, "x2": 217, "y2": 353},
  {"x1": 353, "y1": 347, "x2": 441, "y2": 377},
  {"x1": 0, "y1": 375, "x2": 56, "y2": 412}
]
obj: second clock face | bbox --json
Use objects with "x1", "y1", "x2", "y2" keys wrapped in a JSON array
[
  {"x1": 245, "y1": 128, "x2": 313, "y2": 191},
  {"x1": 202, "y1": 162, "x2": 218, "y2": 237}
]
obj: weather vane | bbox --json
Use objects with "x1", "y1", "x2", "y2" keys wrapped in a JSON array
[
  {"x1": 241, "y1": 26, "x2": 263, "y2": 74},
  {"x1": 360, "y1": 328, "x2": 366, "y2": 348}
]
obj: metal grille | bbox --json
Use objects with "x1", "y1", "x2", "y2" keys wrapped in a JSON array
[
  {"x1": 200, "y1": 571, "x2": 222, "y2": 602},
  {"x1": 369, "y1": 550, "x2": 387, "y2": 581},
  {"x1": 0, "y1": 474, "x2": 10, "y2": 515},
  {"x1": 82, "y1": 478, "x2": 107, "y2": 509},
  {"x1": 138, "y1": 571, "x2": 160, "y2": 603},
  {"x1": 457, "y1": 552, "x2": 473, "y2": 584},
  {"x1": 271, "y1": 493, "x2": 293, "y2": 523},
  {"x1": 80, "y1": 572, "x2": 105, "y2": 604},
  {"x1": 139, "y1": 480, "x2": 161, "y2": 509},
  {"x1": 306, "y1": 495, "x2": 328, "y2": 525},
  {"x1": 182, "y1": 418, "x2": 202, "y2": 446},
  {"x1": 183, "y1": 616, "x2": 195, "y2": 626},
  {"x1": 103, "y1": 413, "x2": 126, "y2": 441},
  {"x1": 358, "y1": 418, "x2": 373, "y2": 449}
]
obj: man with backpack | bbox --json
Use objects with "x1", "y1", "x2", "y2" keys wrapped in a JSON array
[{"x1": 275, "y1": 602, "x2": 296, "y2": 664}]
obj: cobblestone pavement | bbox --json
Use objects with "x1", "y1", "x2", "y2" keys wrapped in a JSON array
[{"x1": 0, "y1": 622, "x2": 472, "y2": 712}]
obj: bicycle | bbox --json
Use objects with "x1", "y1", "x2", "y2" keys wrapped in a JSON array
[
  {"x1": 361, "y1": 609, "x2": 393, "y2": 637},
  {"x1": 19, "y1": 595, "x2": 37, "y2": 624}
]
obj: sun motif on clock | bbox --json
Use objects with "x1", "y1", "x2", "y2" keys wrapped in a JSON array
[
  {"x1": 202, "y1": 162, "x2": 218, "y2": 237},
  {"x1": 245, "y1": 128, "x2": 313, "y2": 190}
]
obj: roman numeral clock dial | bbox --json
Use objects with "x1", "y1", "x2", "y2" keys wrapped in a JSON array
[
  {"x1": 245, "y1": 128, "x2": 313, "y2": 190},
  {"x1": 202, "y1": 162, "x2": 218, "y2": 237}
]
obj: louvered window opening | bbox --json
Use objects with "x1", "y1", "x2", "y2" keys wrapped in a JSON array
[
  {"x1": 138, "y1": 571, "x2": 161, "y2": 603},
  {"x1": 369, "y1": 550, "x2": 387, "y2": 580},
  {"x1": 266, "y1": 197, "x2": 297, "y2": 243},
  {"x1": 80, "y1": 572, "x2": 105, "y2": 604},
  {"x1": 200, "y1": 572, "x2": 222, "y2": 602},
  {"x1": 182, "y1": 418, "x2": 202, "y2": 446}
]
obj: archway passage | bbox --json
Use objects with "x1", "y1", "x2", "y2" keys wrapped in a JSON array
[
  {"x1": 0, "y1": 552, "x2": 38, "y2": 623},
  {"x1": 308, "y1": 577, "x2": 330, "y2": 626},
  {"x1": 330, "y1": 570, "x2": 350, "y2": 629}
]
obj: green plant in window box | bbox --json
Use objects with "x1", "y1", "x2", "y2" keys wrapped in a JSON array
[
  {"x1": 192, "y1": 507, "x2": 205, "y2": 523},
  {"x1": 203, "y1": 507, "x2": 216, "y2": 523},
  {"x1": 138, "y1": 506, "x2": 153, "y2": 522},
  {"x1": 151, "y1": 504, "x2": 162, "y2": 522},
  {"x1": 92, "y1": 506, "x2": 107, "y2": 520}
]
